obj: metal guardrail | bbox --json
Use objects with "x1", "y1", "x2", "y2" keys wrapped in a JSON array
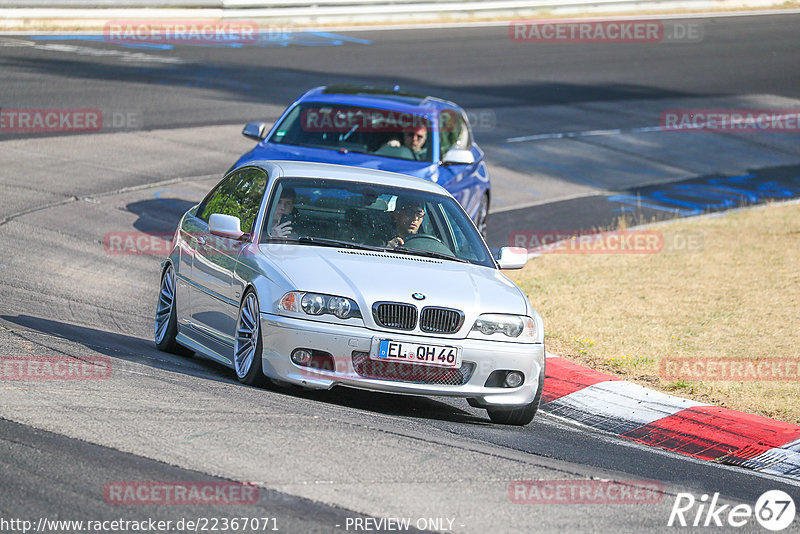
[
  {"x1": 0, "y1": 0, "x2": 222, "y2": 5},
  {"x1": 0, "y1": 0, "x2": 783, "y2": 8}
]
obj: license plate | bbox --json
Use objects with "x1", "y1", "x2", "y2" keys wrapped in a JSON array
[{"x1": 372, "y1": 339, "x2": 462, "y2": 368}]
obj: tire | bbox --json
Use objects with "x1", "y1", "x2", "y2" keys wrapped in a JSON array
[
  {"x1": 154, "y1": 264, "x2": 182, "y2": 353},
  {"x1": 486, "y1": 364, "x2": 546, "y2": 426},
  {"x1": 476, "y1": 193, "x2": 489, "y2": 239},
  {"x1": 234, "y1": 289, "x2": 268, "y2": 387}
]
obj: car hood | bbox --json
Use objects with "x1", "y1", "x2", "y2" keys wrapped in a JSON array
[
  {"x1": 258, "y1": 244, "x2": 528, "y2": 322},
  {"x1": 238, "y1": 143, "x2": 437, "y2": 181}
]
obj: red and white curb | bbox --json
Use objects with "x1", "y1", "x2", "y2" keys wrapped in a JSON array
[{"x1": 540, "y1": 354, "x2": 800, "y2": 480}]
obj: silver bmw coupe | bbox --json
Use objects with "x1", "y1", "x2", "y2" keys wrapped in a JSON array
[{"x1": 155, "y1": 161, "x2": 545, "y2": 425}]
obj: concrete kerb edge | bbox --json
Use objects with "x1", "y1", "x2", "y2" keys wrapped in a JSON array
[{"x1": 541, "y1": 338, "x2": 800, "y2": 480}]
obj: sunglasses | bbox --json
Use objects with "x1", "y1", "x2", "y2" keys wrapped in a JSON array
[{"x1": 400, "y1": 208, "x2": 425, "y2": 220}]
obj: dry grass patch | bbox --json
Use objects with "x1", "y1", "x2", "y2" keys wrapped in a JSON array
[{"x1": 511, "y1": 201, "x2": 800, "y2": 423}]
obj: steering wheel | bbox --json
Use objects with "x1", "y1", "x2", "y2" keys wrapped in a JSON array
[
  {"x1": 403, "y1": 234, "x2": 444, "y2": 245},
  {"x1": 401, "y1": 234, "x2": 455, "y2": 256}
]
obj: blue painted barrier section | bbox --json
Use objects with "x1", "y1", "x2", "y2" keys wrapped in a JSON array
[
  {"x1": 608, "y1": 171, "x2": 800, "y2": 217},
  {"x1": 487, "y1": 165, "x2": 800, "y2": 246},
  {"x1": 29, "y1": 31, "x2": 371, "y2": 49}
]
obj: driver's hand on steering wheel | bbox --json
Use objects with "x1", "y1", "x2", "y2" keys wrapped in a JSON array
[{"x1": 387, "y1": 236, "x2": 404, "y2": 248}]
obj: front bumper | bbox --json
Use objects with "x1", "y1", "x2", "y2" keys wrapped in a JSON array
[{"x1": 259, "y1": 313, "x2": 544, "y2": 407}]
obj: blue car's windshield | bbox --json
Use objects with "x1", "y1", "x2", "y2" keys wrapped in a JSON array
[
  {"x1": 268, "y1": 103, "x2": 434, "y2": 163},
  {"x1": 261, "y1": 177, "x2": 494, "y2": 268}
]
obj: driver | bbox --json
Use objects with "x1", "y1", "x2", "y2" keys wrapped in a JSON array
[
  {"x1": 387, "y1": 198, "x2": 425, "y2": 248},
  {"x1": 269, "y1": 187, "x2": 296, "y2": 237},
  {"x1": 383, "y1": 124, "x2": 428, "y2": 161}
]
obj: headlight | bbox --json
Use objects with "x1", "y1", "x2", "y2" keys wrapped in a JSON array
[
  {"x1": 280, "y1": 291, "x2": 361, "y2": 320},
  {"x1": 326, "y1": 297, "x2": 353, "y2": 319},
  {"x1": 301, "y1": 293, "x2": 326, "y2": 315},
  {"x1": 469, "y1": 314, "x2": 538, "y2": 342}
]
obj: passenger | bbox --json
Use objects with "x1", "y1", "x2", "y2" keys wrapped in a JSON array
[
  {"x1": 384, "y1": 124, "x2": 428, "y2": 161},
  {"x1": 387, "y1": 199, "x2": 425, "y2": 248},
  {"x1": 269, "y1": 187, "x2": 296, "y2": 237}
]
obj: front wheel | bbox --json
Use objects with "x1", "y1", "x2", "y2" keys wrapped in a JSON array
[
  {"x1": 154, "y1": 265, "x2": 181, "y2": 353},
  {"x1": 234, "y1": 290, "x2": 267, "y2": 387},
  {"x1": 486, "y1": 365, "x2": 545, "y2": 426},
  {"x1": 486, "y1": 400, "x2": 540, "y2": 426}
]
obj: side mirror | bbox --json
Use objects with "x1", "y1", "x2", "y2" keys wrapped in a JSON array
[
  {"x1": 441, "y1": 148, "x2": 475, "y2": 166},
  {"x1": 495, "y1": 247, "x2": 528, "y2": 270},
  {"x1": 209, "y1": 213, "x2": 245, "y2": 240},
  {"x1": 242, "y1": 122, "x2": 268, "y2": 141}
]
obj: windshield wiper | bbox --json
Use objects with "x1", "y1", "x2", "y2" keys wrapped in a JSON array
[
  {"x1": 386, "y1": 246, "x2": 468, "y2": 263},
  {"x1": 297, "y1": 236, "x2": 384, "y2": 252},
  {"x1": 266, "y1": 236, "x2": 468, "y2": 262}
]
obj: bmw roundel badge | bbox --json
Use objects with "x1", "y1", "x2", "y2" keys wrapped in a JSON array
[{"x1": 412, "y1": 292, "x2": 425, "y2": 301}]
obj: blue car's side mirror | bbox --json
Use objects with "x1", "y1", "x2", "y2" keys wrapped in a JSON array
[
  {"x1": 242, "y1": 122, "x2": 268, "y2": 141},
  {"x1": 441, "y1": 148, "x2": 475, "y2": 166}
]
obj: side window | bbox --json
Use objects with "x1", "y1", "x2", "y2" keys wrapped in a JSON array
[
  {"x1": 197, "y1": 168, "x2": 268, "y2": 234},
  {"x1": 439, "y1": 109, "x2": 472, "y2": 160},
  {"x1": 269, "y1": 104, "x2": 301, "y2": 145},
  {"x1": 196, "y1": 176, "x2": 234, "y2": 223},
  {"x1": 440, "y1": 202, "x2": 484, "y2": 262}
]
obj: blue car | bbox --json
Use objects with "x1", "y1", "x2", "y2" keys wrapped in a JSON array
[{"x1": 233, "y1": 85, "x2": 491, "y2": 236}]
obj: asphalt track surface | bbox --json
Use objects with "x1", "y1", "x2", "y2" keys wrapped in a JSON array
[{"x1": 1, "y1": 13, "x2": 800, "y2": 533}]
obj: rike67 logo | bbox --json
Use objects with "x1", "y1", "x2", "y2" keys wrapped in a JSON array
[{"x1": 669, "y1": 490, "x2": 796, "y2": 531}]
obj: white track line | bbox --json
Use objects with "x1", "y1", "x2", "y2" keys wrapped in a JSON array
[{"x1": 506, "y1": 113, "x2": 800, "y2": 143}]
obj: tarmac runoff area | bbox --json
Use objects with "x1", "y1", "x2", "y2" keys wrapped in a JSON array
[
  {"x1": 1, "y1": 23, "x2": 800, "y2": 526},
  {"x1": 1, "y1": 117, "x2": 800, "y2": 489}
]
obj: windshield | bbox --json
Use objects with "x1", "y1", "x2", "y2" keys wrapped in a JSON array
[
  {"x1": 261, "y1": 177, "x2": 494, "y2": 268},
  {"x1": 268, "y1": 103, "x2": 434, "y2": 163}
]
